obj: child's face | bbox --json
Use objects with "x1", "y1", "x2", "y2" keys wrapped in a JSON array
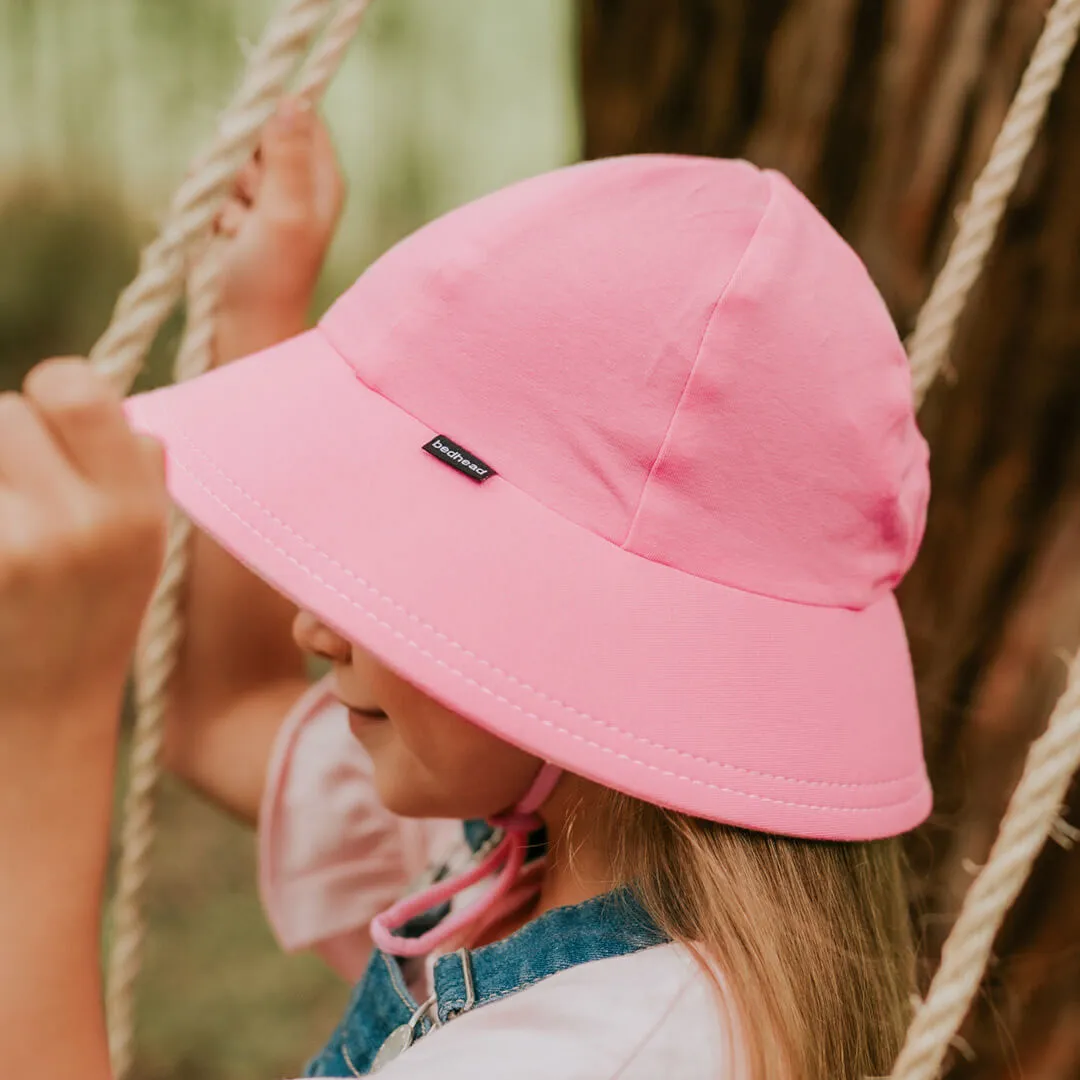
[{"x1": 293, "y1": 609, "x2": 543, "y2": 819}]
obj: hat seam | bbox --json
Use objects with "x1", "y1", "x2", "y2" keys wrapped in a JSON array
[
  {"x1": 167, "y1": 430, "x2": 926, "y2": 803},
  {"x1": 316, "y1": 326, "x2": 879, "y2": 613},
  {"x1": 620, "y1": 173, "x2": 776, "y2": 551}
]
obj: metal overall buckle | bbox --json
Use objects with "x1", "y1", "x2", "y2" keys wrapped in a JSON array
[
  {"x1": 364, "y1": 948, "x2": 476, "y2": 1074},
  {"x1": 365, "y1": 992, "x2": 438, "y2": 1074}
]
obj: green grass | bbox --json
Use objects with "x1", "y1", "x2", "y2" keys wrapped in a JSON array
[{"x1": 126, "y1": 777, "x2": 350, "y2": 1080}]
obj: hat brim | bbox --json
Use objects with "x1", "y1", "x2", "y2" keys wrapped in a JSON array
[{"x1": 126, "y1": 327, "x2": 930, "y2": 840}]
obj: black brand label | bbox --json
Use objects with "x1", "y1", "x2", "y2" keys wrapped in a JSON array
[{"x1": 421, "y1": 435, "x2": 496, "y2": 483}]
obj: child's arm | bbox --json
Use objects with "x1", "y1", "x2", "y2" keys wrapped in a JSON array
[
  {"x1": 0, "y1": 359, "x2": 168, "y2": 1078},
  {"x1": 164, "y1": 99, "x2": 345, "y2": 824}
]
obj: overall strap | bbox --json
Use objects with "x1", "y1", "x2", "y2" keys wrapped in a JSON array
[
  {"x1": 430, "y1": 888, "x2": 667, "y2": 1024},
  {"x1": 306, "y1": 886, "x2": 667, "y2": 1076}
]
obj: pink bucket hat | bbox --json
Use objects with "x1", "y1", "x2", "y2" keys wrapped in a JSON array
[{"x1": 127, "y1": 154, "x2": 931, "y2": 843}]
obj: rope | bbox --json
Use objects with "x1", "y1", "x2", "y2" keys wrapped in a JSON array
[
  {"x1": 907, "y1": 0, "x2": 1080, "y2": 407},
  {"x1": 296, "y1": 0, "x2": 377, "y2": 99},
  {"x1": 888, "y1": 658, "x2": 1080, "y2": 1080},
  {"x1": 102, "y1": 255, "x2": 216, "y2": 1080},
  {"x1": 94, "y1": 3, "x2": 375, "y2": 1076},
  {"x1": 888, "y1": 1, "x2": 1080, "y2": 1076}
]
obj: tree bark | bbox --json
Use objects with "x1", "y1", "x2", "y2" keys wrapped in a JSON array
[{"x1": 580, "y1": 2, "x2": 1080, "y2": 1076}]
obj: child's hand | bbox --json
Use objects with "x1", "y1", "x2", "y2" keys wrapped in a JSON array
[
  {"x1": 212, "y1": 97, "x2": 345, "y2": 357},
  {"x1": 0, "y1": 361, "x2": 168, "y2": 1079},
  {"x1": 0, "y1": 359, "x2": 168, "y2": 722}
]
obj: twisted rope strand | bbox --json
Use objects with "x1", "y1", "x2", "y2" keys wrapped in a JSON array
[
  {"x1": 102, "y1": 250, "x2": 219, "y2": 1080},
  {"x1": 888, "y1": 658, "x2": 1080, "y2": 1080},
  {"x1": 296, "y1": 0, "x2": 378, "y2": 100},
  {"x1": 106, "y1": 507, "x2": 197, "y2": 1080},
  {"x1": 907, "y1": 0, "x2": 1080, "y2": 406},
  {"x1": 97, "y1": 3, "x2": 376, "y2": 1076},
  {"x1": 88, "y1": 0, "x2": 336, "y2": 397}
]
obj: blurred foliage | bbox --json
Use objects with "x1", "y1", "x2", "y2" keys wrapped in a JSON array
[
  {"x1": 0, "y1": 187, "x2": 184, "y2": 392},
  {"x1": 0, "y1": 1, "x2": 578, "y2": 1077},
  {"x1": 0, "y1": 189, "x2": 135, "y2": 371},
  {"x1": 0, "y1": 0, "x2": 580, "y2": 305}
]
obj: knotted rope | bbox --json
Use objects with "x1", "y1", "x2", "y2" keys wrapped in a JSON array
[
  {"x1": 90, "y1": 2, "x2": 375, "y2": 1076},
  {"x1": 85, "y1": 0, "x2": 1079, "y2": 1076}
]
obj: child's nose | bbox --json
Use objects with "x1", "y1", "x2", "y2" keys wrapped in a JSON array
[{"x1": 292, "y1": 609, "x2": 351, "y2": 662}]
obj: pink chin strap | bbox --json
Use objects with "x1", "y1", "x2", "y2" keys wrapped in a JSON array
[{"x1": 370, "y1": 763, "x2": 563, "y2": 958}]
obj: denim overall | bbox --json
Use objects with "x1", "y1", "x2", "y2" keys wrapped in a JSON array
[{"x1": 304, "y1": 822, "x2": 666, "y2": 1076}]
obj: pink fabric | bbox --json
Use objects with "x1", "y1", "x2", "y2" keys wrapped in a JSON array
[
  {"x1": 370, "y1": 824, "x2": 528, "y2": 957},
  {"x1": 126, "y1": 154, "x2": 932, "y2": 841},
  {"x1": 512, "y1": 761, "x2": 564, "y2": 815},
  {"x1": 258, "y1": 674, "x2": 461, "y2": 978},
  {"x1": 370, "y1": 761, "x2": 561, "y2": 957}
]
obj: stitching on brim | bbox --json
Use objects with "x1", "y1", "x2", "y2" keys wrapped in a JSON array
[{"x1": 166, "y1": 433, "x2": 927, "y2": 812}]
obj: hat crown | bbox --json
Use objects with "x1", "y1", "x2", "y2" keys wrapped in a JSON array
[{"x1": 321, "y1": 155, "x2": 929, "y2": 609}]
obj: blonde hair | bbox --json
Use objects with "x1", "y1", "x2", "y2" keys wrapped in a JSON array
[{"x1": 597, "y1": 791, "x2": 916, "y2": 1079}]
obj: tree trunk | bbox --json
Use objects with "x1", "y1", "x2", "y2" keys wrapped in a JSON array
[{"x1": 580, "y1": 2, "x2": 1080, "y2": 1076}]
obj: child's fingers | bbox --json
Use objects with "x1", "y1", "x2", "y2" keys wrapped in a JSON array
[
  {"x1": 22, "y1": 358, "x2": 154, "y2": 494},
  {"x1": 0, "y1": 390, "x2": 82, "y2": 497},
  {"x1": 214, "y1": 196, "x2": 246, "y2": 239},
  {"x1": 260, "y1": 96, "x2": 316, "y2": 221},
  {"x1": 233, "y1": 156, "x2": 260, "y2": 206}
]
